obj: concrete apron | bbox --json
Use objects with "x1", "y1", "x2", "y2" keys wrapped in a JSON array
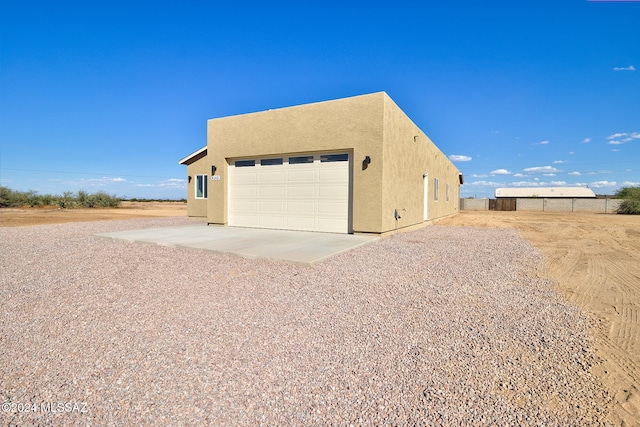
[{"x1": 96, "y1": 224, "x2": 379, "y2": 265}]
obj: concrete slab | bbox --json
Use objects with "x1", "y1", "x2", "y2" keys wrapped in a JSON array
[{"x1": 96, "y1": 224, "x2": 378, "y2": 265}]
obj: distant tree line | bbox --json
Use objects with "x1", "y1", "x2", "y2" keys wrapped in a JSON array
[{"x1": 0, "y1": 187, "x2": 120, "y2": 208}]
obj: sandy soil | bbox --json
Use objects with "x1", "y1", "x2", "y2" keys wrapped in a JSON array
[
  {"x1": 0, "y1": 201, "x2": 187, "y2": 227},
  {"x1": 438, "y1": 210, "x2": 640, "y2": 426}
]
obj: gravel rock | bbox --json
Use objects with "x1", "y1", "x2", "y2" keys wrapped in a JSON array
[{"x1": 0, "y1": 218, "x2": 611, "y2": 426}]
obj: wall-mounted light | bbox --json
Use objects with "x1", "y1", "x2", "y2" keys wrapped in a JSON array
[
  {"x1": 362, "y1": 156, "x2": 371, "y2": 170},
  {"x1": 211, "y1": 165, "x2": 217, "y2": 175},
  {"x1": 188, "y1": 176, "x2": 192, "y2": 183},
  {"x1": 414, "y1": 135, "x2": 419, "y2": 142}
]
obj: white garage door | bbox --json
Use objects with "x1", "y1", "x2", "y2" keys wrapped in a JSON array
[{"x1": 229, "y1": 153, "x2": 349, "y2": 233}]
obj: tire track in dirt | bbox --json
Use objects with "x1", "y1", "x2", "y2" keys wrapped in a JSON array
[{"x1": 437, "y1": 211, "x2": 640, "y2": 427}]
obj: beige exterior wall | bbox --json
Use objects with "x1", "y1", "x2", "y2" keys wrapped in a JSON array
[
  {"x1": 186, "y1": 92, "x2": 461, "y2": 234},
  {"x1": 183, "y1": 150, "x2": 208, "y2": 218},
  {"x1": 381, "y1": 95, "x2": 460, "y2": 232}
]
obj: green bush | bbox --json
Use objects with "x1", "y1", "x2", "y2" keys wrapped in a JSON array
[
  {"x1": 617, "y1": 199, "x2": 640, "y2": 215},
  {"x1": 616, "y1": 185, "x2": 640, "y2": 214},
  {"x1": 55, "y1": 191, "x2": 76, "y2": 208}
]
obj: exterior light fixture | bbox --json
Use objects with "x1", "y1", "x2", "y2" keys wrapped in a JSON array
[
  {"x1": 211, "y1": 165, "x2": 217, "y2": 175},
  {"x1": 362, "y1": 156, "x2": 371, "y2": 170},
  {"x1": 188, "y1": 176, "x2": 192, "y2": 183}
]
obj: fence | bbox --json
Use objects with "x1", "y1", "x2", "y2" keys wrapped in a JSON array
[{"x1": 460, "y1": 198, "x2": 623, "y2": 213}]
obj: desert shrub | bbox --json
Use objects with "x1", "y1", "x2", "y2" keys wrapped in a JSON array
[
  {"x1": 55, "y1": 191, "x2": 77, "y2": 209},
  {"x1": 0, "y1": 187, "x2": 38, "y2": 207},
  {"x1": 85, "y1": 191, "x2": 121, "y2": 208},
  {"x1": 617, "y1": 199, "x2": 640, "y2": 215},
  {"x1": 39, "y1": 194, "x2": 55, "y2": 206},
  {"x1": 76, "y1": 190, "x2": 90, "y2": 207},
  {"x1": 0, "y1": 186, "x2": 15, "y2": 207},
  {"x1": 1, "y1": 187, "x2": 121, "y2": 209},
  {"x1": 616, "y1": 185, "x2": 640, "y2": 214}
]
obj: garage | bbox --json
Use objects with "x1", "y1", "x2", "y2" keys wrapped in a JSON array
[{"x1": 228, "y1": 153, "x2": 350, "y2": 233}]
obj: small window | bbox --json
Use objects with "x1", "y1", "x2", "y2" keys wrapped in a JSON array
[
  {"x1": 260, "y1": 158, "x2": 283, "y2": 166},
  {"x1": 434, "y1": 178, "x2": 439, "y2": 202},
  {"x1": 320, "y1": 153, "x2": 348, "y2": 162},
  {"x1": 235, "y1": 160, "x2": 255, "y2": 167},
  {"x1": 195, "y1": 175, "x2": 208, "y2": 199},
  {"x1": 446, "y1": 183, "x2": 450, "y2": 202},
  {"x1": 289, "y1": 156, "x2": 314, "y2": 164}
]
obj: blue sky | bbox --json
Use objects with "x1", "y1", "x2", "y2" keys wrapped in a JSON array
[{"x1": 1, "y1": 0, "x2": 638, "y2": 199}]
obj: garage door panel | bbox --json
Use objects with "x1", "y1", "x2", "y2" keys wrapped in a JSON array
[
  {"x1": 233, "y1": 214, "x2": 259, "y2": 227},
  {"x1": 318, "y1": 185, "x2": 348, "y2": 198},
  {"x1": 287, "y1": 170, "x2": 317, "y2": 182},
  {"x1": 259, "y1": 216, "x2": 285, "y2": 227},
  {"x1": 259, "y1": 186, "x2": 285, "y2": 198},
  {"x1": 232, "y1": 201, "x2": 258, "y2": 212},
  {"x1": 287, "y1": 186, "x2": 316, "y2": 198},
  {"x1": 318, "y1": 202, "x2": 348, "y2": 215},
  {"x1": 318, "y1": 169, "x2": 348, "y2": 181},
  {"x1": 259, "y1": 171, "x2": 286, "y2": 183},
  {"x1": 259, "y1": 201, "x2": 285, "y2": 213},
  {"x1": 233, "y1": 187, "x2": 258, "y2": 198},
  {"x1": 233, "y1": 173, "x2": 258, "y2": 184},
  {"x1": 230, "y1": 153, "x2": 349, "y2": 233},
  {"x1": 317, "y1": 218, "x2": 348, "y2": 232},
  {"x1": 287, "y1": 201, "x2": 316, "y2": 214}
]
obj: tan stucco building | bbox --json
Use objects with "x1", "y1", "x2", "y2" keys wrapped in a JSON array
[{"x1": 179, "y1": 92, "x2": 463, "y2": 235}]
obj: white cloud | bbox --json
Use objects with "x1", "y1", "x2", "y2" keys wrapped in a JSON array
[
  {"x1": 490, "y1": 168, "x2": 512, "y2": 175},
  {"x1": 543, "y1": 173, "x2": 556, "y2": 177},
  {"x1": 523, "y1": 166, "x2": 561, "y2": 174},
  {"x1": 613, "y1": 65, "x2": 636, "y2": 72},
  {"x1": 449, "y1": 155, "x2": 472, "y2": 162},
  {"x1": 607, "y1": 132, "x2": 640, "y2": 145},
  {"x1": 622, "y1": 181, "x2": 640, "y2": 187},
  {"x1": 539, "y1": 140, "x2": 550, "y2": 145},
  {"x1": 513, "y1": 173, "x2": 524, "y2": 177},
  {"x1": 590, "y1": 181, "x2": 617, "y2": 188},
  {"x1": 468, "y1": 181, "x2": 501, "y2": 187},
  {"x1": 158, "y1": 178, "x2": 186, "y2": 189},
  {"x1": 511, "y1": 181, "x2": 544, "y2": 187},
  {"x1": 568, "y1": 171, "x2": 581, "y2": 176},
  {"x1": 470, "y1": 174, "x2": 488, "y2": 178},
  {"x1": 582, "y1": 138, "x2": 591, "y2": 143},
  {"x1": 568, "y1": 151, "x2": 575, "y2": 155},
  {"x1": 552, "y1": 160, "x2": 566, "y2": 164},
  {"x1": 550, "y1": 181, "x2": 567, "y2": 186}
]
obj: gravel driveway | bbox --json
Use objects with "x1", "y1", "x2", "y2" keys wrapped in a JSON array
[{"x1": 1, "y1": 218, "x2": 611, "y2": 426}]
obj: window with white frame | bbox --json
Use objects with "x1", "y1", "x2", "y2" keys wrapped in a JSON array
[
  {"x1": 195, "y1": 174, "x2": 208, "y2": 199},
  {"x1": 434, "y1": 178, "x2": 439, "y2": 201}
]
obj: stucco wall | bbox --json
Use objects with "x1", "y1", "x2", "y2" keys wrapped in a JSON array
[
  {"x1": 381, "y1": 95, "x2": 460, "y2": 232},
  {"x1": 184, "y1": 150, "x2": 208, "y2": 218},
  {"x1": 201, "y1": 92, "x2": 460, "y2": 234},
  {"x1": 207, "y1": 93, "x2": 386, "y2": 232}
]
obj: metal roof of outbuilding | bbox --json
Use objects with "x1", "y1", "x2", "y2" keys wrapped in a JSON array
[{"x1": 495, "y1": 187, "x2": 596, "y2": 198}]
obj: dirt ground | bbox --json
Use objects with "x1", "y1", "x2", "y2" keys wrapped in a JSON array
[
  {"x1": 438, "y1": 210, "x2": 640, "y2": 427},
  {"x1": 0, "y1": 201, "x2": 187, "y2": 227},
  {"x1": 2, "y1": 205, "x2": 638, "y2": 425}
]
